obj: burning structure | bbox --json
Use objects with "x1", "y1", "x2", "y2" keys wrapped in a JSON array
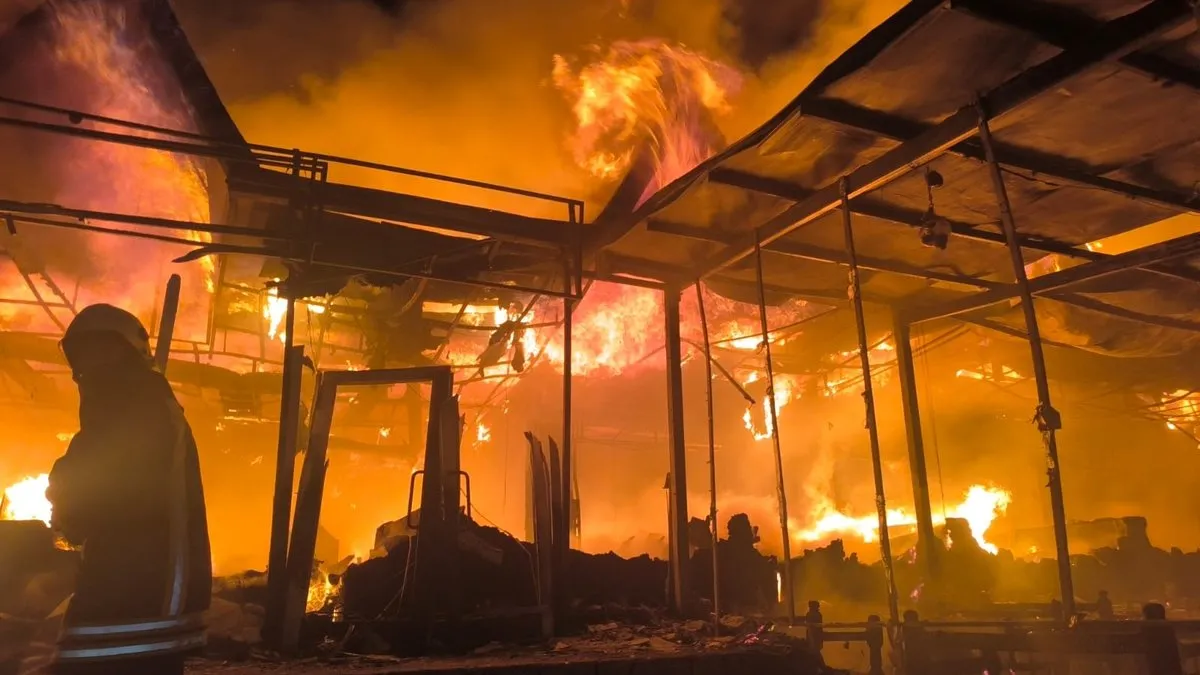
[{"x1": 1, "y1": 0, "x2": 1200, "y2": 671}]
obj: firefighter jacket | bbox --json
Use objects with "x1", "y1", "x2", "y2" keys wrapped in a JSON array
[{"x1": 47, "y1": 364, "x2": 212, "y2": 665}]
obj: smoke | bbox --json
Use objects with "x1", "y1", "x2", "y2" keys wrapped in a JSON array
[{"x1": 171, "y1": 0, "x2": 902, "y2": 220}]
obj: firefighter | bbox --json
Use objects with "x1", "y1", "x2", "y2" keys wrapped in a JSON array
[{"x1": 46, "y1": 304, "x2": 211, "y2": 675}]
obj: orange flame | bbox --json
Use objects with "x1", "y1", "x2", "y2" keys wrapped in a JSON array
[
  {"x1": 797, "y1": 485, "x2": 1013, "y2": 555},
  {"x1": 552, "y1": 40, "x2": 741, "y2": 204},
  {"x1": 1, "y1": 474, "x2": 52, "y2": 526}
]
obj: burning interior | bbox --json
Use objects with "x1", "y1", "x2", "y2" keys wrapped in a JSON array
[{"x1": 1, "y1": 0, "x2": 1200, "y2": 668}]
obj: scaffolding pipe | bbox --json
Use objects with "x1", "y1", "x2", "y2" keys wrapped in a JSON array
[
  {"x1": 694, "y1": 283, "x2": 721, "y2": 630},
  {"x1": 153, "y1": 274, "x2": 182, "y2": 373},
  {"x1": 976, "y1": 101, "x2": 1075, "y2": 618},
  {"x1": 839, "y1": 180, "x2": 900, "y2": 626},
  {"x1": 752, "y1": 234, "x2": 796, "y2": 624}
]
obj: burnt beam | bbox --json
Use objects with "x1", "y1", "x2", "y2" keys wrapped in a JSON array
[
  {"x1": 800, "y1": 97, "x2": 1200, "y2": 219},
  {"x1": 707, "y1": 168, "x2": 1092, "y2": 262},
  {"x1": 603, "y1": 252, "x2": 853, "y2": 304},
  {"x1": 905, "y1": 229, "x2": 1200, "y2": 322},
  {"x1": 646, "y1": 217, "x2": 999, "y2": 291},
  {"x1": 948, "y1": 0, "x2": 1200, "y2": 92},
  {"x1": 693, "y1": 0, "x2": 1195, "y2": 278}
]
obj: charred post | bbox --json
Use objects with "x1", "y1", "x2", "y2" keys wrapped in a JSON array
[
  {"x1": 152, "y1": 273, "x2": 181, "y2": 373},
  {"x1": 663, "y1": 287, "x2": 690, "y2": 614},
  {"x1": 839, "y1": 179, "x2": 900, "y2": 626},
  {"x1": 557, "y1": 294, "x2": 574, "y2": 618},
  {"x1": 891, "y1": 315, "x2": 939, "y2": 582},
  {"x1": 694, "y1": 282, "x2": 721, "y2": 628},
  {"x1": 976, "y1": 100, "x2": 1075, "y2": 618},
  {"x1": 263, "y1": 342, "x2": 305, "y2": 648},
  {"x1": 752, "y1": 235, "x2": 796, "y2": 623}
]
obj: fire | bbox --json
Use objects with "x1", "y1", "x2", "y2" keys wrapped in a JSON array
[
  {"x1": 741, "y1": 372, "x2": 797, "y2": 441},
  {"x1": 47, "y1": 1, "x2": 216, "y2": 332},
  {"x1": 263, "y1": 287, "x2": 326, "y2": 342},
  {"x1": 948, "y1": 485, "x2": 1012, "y2": 554},
  {"x1": 476, "y1": 422, "x2": 491, "y2": 444},
  {"x1": 540, "y1": 283, "x2": 666, "y2": 376},
  {"x1": 306, "y1": 568, "x2": 333, "y2": 613},
  {"x1": 1, "y1": 474, "x2": 52, "y2": 526},
  {"x1": 797, "y1": 485, "x2": 1013, "y2": 555},
  {"x1": 552, "y1": 40, "x2": 742, "y2": 205}
]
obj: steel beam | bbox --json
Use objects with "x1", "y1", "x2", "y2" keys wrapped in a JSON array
[
  {"x1": 693, "y1": 0, "x2": 1194, "y2": 279},
  {"x1": 948, "y1": 0, "x2": 1200, "y2": 92},
  {"x1": 695, "y1": 283, "x2": 721, "y2": 629},
  {"x1": 648, "y1": 216, "x2": 999, "y2": 291},
  {"x1": 977, "y1": 102, "x2": 1075, "y2": 619},
  {"x1": 799, "y1": 97, "x2": 1200, "y2": 220},
  {"x1": 905, "y1": 229, "x2": 1200, "y2": 323},
  {"x1": 706, "y1": 167, "x2": 1167, "y2": 265},
  {"x1": 753, "y1": 239, "x2": 796, "y2": 623},
  {"x1": 663, "y1": 289, "x2": 690, "y2": 614},
  {"x1": 840, "y1": 180, "x2": 900, "y2": 625},
  {"x1": 891, "y1": 316, "x2": 938, "y2": 581}
]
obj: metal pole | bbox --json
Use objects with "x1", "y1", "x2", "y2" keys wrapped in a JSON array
[
  {"x1": 153, "y1": 274, "x2": 182, "y2": 373},
  {"x1": 663, "y1": 288, "x2": 690, "y2": 614},
  {"x1": 264, "y1": 296, "x2": 299, "y2": 646},
  {"x1": 891, "y1": 315, "x2": 938, "y2": 582},
  {"x1": 694, "y1": 283, "x2": 721, "y2": 629},
  {"x1": 976, "y1": 101, "x2": 1074, "y2": 618},
  {"x1": 752, "y1": 235, "x2": 796, "y2": 624},
  {"x1": 839, "y1": 180, "x2": 900, "y2": 626},
  {"x1": 558, "y1": 294, "x2": 574, "y2": 617}
]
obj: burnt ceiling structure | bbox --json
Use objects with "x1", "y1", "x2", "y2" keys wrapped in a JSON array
[
  {"x1": 0, "y1": 0, "x2": 1198, "y2": 412},
  {"x1": 594, "y1": 0, "x2": 1200, "y2": 389}
]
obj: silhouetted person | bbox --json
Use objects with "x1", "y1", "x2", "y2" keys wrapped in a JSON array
[
  {"x1": 47, "y1": 305, "x2": 211, "y2": 675},
  {"x1": 1142, "y1": 603, "x2": 1184, "y2": 675},
  {"x1": 1096, "y1": 590, "x2": 1114, "y2": 619},
  {"x1": 805, "y1": 600, "x2": 824, "y2": 654}
]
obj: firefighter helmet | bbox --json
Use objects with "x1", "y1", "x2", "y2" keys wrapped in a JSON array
[{"x1": 61, "y1": 304, "x2": 153, "y2": 362}]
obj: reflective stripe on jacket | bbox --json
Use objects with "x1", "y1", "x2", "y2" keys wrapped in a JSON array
[{"x1": 57, "y1": 613, "x2": 207, "y2": 662}]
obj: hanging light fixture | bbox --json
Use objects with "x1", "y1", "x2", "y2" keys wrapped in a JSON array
[{"x1": 918, "y1": 168, "x2": 951, "y2": 250}]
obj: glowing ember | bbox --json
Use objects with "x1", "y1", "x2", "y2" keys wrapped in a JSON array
[
  {"x1": 552, "y1": 40, "x2": 742, "y2": 205},
  {"x1": 306, "y1": 568, "x2": 333, "y2": 613},
  {"x1": 476, "y1": 422, "x2": 491, "y2": 444},
  {"x1": 797, "y1": 485, "x2": 1012, "y2": 555},
  {"x1": 1, "y1": 474, "x2": 52, "y2": 526}
]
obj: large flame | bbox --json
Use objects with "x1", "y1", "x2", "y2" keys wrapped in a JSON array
[
  {"x1": 741, "y1": 371, "x2": 798, "y2": 441},
  {"x1": 798, "y1": 485, "x2": 1013, "y2": 555},
  {"x1": 552, "y1": 40, "x2": 741, "y2": 205},
  {"x1": 48, "y1": 2, "x2": 216, "y2": 329},
  {"x1": 1, "y1": 474, "x2": 52, "y2": 526}
]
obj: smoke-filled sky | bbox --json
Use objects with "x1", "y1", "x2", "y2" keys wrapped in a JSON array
[{"x1": 171, "y1": 0, "x2": 905, "y2": 218}]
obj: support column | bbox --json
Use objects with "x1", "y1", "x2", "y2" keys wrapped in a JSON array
[
  {"x1": 264, "y1": 296, "x2": 300, "y2": 647},
  {"x1": 695, "y1": 283, "x2": 720, "y2": 628},
  {"x1": 839, "y1": 180, "x2": 899, "y2": 626},
  {"x1": 663, "y1": 288, "x2": 690, "y2": 614},
  {"x1": 557, "y1": 295, "x2": 574, "y2": 617},
  {"x1": 752, "y1": 236, "x2": 796, "y2": 624},
  {"x1": 892, "y1": 316, "x2": 938, "y2": 578},
  {"x1": 977, "y1": 101, "x2": 1074, "y2": 617}
]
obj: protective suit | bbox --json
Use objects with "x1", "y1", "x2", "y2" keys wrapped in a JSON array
[{"x1": 46, "y1": 304, "x2": 211, "y2": 675}]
